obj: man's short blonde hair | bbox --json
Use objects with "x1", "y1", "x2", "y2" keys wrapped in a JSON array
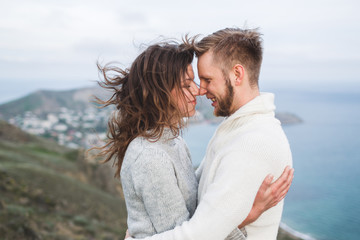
[{"x1": 194, "y1": 28, "x2": 263, "y2": 88}]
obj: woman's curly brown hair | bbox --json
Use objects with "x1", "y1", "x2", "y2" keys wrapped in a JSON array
[{"x1": 92, "y1": 42, "x2": 195, "y2": 178}]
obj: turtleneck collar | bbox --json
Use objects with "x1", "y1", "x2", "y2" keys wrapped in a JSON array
[{"x1": 221, "y1": 92, "x2": 276, "y2": 125}]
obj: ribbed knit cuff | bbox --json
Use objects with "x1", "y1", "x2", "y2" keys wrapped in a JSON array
[{"x1": 224, "y1": 227, "x2": 247, "y2": 240}]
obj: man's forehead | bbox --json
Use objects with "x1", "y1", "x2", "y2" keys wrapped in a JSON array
[{"x1": 197, "y1": 52, "x2": 222, "y2": 77}]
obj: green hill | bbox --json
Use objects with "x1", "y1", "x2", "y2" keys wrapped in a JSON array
[
  {"x1": 0, "y1": 120, "x2": 127, "y2": 240},
  {"x1": 0, "y1": 88, "x2": 303, "y2": 240},
  {"x1": 0, "y1": 120, "x2": 303, "y2": 240}
]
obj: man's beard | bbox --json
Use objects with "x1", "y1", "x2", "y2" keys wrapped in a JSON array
[{"x1": 214, "y1": 78, "x2": 234, "y2": 117}]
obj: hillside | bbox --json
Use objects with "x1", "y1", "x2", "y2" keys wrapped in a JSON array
[
  {"x1": 0, "y1": 88, "x2": 303, "y2": 239},
  {"x1": 0, "y1": 121, "x2": 303, "y2": 240},
  {"x1": 0, "y1": 120, "x2": 127, "y2": 240}
]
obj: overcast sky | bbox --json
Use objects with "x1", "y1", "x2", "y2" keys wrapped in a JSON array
[{"x1": 0, "y1": 0, "x2": 359, "y2": 103}]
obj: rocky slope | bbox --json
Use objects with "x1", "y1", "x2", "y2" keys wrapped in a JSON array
[{"x1": 0, "y1": 120, "x2": 127, "y2": 240}]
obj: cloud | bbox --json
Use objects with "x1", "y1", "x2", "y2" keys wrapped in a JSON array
[{"x1": 0, "y1": 0, "x2": 359, "y2": 103}]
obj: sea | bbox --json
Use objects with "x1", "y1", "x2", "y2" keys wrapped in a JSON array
[{"x1": 182, "y1": 86, "x2": 360, "y2": 240}]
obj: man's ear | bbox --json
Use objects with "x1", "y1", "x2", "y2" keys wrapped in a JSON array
[{"x1": 233, "y1": 64, "x2": 244, "y2": 86}]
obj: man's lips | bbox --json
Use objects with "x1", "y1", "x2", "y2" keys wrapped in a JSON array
[{"x1": 209, "y1": 97, "x2": 217, "y2": 107}]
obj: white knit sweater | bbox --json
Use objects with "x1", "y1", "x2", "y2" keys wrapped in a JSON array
[{"x1": 129, "y1": 92, "x2": 293, "y2": 240}]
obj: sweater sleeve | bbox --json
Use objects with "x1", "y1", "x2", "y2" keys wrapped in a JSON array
[
  {"x1": 194, "y1": 158, "x2": 204, "y2": 183},
  {"x1": 131, "y1": 147, "x2": 191, "y2": 233},
  {"x1": 128, "y1": 150, "x2": 271, "y2": 240}
]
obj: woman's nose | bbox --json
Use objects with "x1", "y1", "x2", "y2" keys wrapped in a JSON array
[
  {"x1": 199, "y1": 86, "x2": 207, "y2": 95},
  {"x1": 191, "y1": 83, "x2": 200, "y2": 96}
]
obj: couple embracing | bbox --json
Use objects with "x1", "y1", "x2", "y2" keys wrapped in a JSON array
[{"x1": 95, "y1": 27, "x2": 294, "y2": 240}]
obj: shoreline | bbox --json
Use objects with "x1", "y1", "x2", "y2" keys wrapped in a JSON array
[{"x1": 279, "y1": 222, "x2": 316, "y2": 240}]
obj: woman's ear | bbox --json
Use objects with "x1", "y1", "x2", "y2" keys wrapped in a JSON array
[{"x1": 233, "y1": 64, "x2": 244, "y2": 86}]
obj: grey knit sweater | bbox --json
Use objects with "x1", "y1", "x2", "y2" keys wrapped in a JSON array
[{"x1": 120, "y1": 129, "x2": 198, "y2": 238}]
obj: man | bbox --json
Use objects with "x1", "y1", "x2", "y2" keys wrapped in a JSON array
[{"x1": 126, "y1": 27, "x2": 293, "y2": 240}]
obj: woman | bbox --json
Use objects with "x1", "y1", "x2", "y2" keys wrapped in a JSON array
[
  {"x1": 93, "y1": 41, "x2": 292, "y2": 239},
  {"x1": 94, "y1": 42, "x2": 200, "y2": 238}
]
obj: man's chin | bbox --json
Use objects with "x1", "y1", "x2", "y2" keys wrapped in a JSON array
[
  {"x1": 214, "y1": 107, "x2": 231, "y2": 117},
  {"x1": 213, "y1": 109, "x2": 224, "y2": 117}
]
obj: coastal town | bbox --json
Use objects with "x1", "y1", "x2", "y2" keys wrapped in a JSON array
[
  {"x1": 8, "y1": 106, "x2": 112, "y2": 149},
  {"x1": 7, "y1": 106, "x2": 207, "y2": 149},
  {"x1": 7, "y1": 104, "x2": 301, "y2": 150},
  {"x1": 2, "y1": 87, "x2": 301, "y2": 150}
]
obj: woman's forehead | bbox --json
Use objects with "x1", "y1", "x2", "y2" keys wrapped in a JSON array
[{"x1": 185, "y1": 64, "x2": 195, "y2": 80}]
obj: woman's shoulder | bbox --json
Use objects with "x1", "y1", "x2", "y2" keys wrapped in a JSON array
[
  {"x1": 127, "y1": 135, "x2": 168, "y2": 153},
  {"x1": 123, "y1": 136, "x2": 170, "y2": 165}
]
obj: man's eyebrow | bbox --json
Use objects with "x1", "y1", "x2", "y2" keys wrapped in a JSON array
[{"x1": 199, "y1": 75, "x2": 210, "y2": 79}]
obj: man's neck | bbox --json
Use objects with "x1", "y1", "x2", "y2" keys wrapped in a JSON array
[{"x1": 230, "y1": 88, "x2": 260, "y2": 115}]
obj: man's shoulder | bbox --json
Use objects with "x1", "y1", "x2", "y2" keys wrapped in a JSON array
[{"x1": 222, "y1": 122, "x2": 290, "y2": 155}]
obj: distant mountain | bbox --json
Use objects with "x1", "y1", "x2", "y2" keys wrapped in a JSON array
[
  {"x1": 0, "y1": 87, "x2": 109, "y2": 120},
  {"x1": 0, "y1": 120, "x2": 127, "y2": 239},
  {"x1": 276, "y1": 112, "x2": 303, "y2": 125}
]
